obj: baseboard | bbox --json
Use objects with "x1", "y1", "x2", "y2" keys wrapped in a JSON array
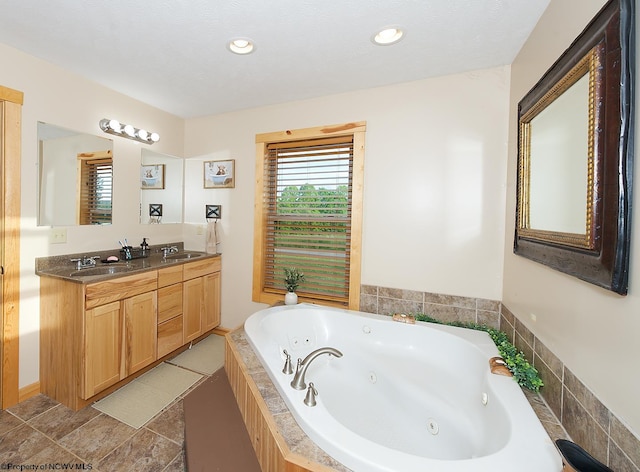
[{"x1": 19, "y1": 381, "x2": 40, "y2": 403}]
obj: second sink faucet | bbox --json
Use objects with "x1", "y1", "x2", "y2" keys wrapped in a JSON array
[
  {"x1": 290, "y1": 347, "x2": 343, "y2": 390},
  {"x1": 161, "y1": 245, "x2": 179, "y2": 257},
  {"x1": 70, "y1": 255, "x2": 99, "y2": 270}
]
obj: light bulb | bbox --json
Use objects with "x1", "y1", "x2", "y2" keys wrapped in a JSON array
[
  {"x1": 372, "y1": 27, "x2": 404, "y2": 45},
  {"x1": 137, "y1": 129, "x2": 148, "y2": 140},
  {"x1": 228, "y1": 38, "x2": 255, "y2": 55},
  {"x1": 124, "y1": 124, "x2": 135, "y2": 137},
  {"x1": 150, "y1": 132, "x2": 160, "y2": 143},
  {"x1": 108, "y1": 119, "x2": 122, "y2": 133}
]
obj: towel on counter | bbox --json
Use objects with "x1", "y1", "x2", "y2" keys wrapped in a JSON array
[{"x1": 206, "y1": 220, "x2": 219, "y2": 254}]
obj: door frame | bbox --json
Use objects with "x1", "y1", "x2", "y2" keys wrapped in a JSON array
[{"x1": 0, "y1": 85, "x2": 22, "y2": 408}]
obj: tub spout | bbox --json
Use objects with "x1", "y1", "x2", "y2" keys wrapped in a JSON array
[{"x1": 290, "y1": 347, "x2": 343, "y2": 390}]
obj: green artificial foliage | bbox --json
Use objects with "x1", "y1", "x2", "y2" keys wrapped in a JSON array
[
  {"x1": 283, "y1": 267, "x2": 306, "y2": 292},
  {"x1": 413, "y1": 313, "x2": 543, "y2": 392}
]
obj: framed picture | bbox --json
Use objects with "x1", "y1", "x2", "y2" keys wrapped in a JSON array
[
  {"x1": 140, "y1": 164, "x2": 165, "y2": 189},
  {"x1": 204, "y1": 159, "x2": 235, "y2": 188}
]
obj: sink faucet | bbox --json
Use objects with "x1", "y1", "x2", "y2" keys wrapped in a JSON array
[
  {"x1": 70, "y1": 255, "x2": 99, "y2": 270},
  {"x1": 161, "y1": 245, "x2": 179, "y2": 257},
  {"x1": 290, "y1": 347, "x2": 343, "y2": 390}
]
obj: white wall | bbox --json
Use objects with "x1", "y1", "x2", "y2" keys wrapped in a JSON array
[
  {"x1": 504, "y1": 0, "x2": 640, "y2": 435},
  {"x1": 0, "y1": 43, "x2": 186, "y2": 388},
  {"x1": 184, "y1": 67, "x2": 511, "y2": 330},
  {"x1": 2, "y1": 33, "x2": 513, "y2": 410}
]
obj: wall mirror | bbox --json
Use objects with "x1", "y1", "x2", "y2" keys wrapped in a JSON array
[
  {"x1": 139, "y1": 149, "x2": 184, "y2": 224},
  {"x1": 38, "y1": 122, "x2": 114, "y2": 226},
  {"x1": 514, "y1": 0, "x2": 634, "y2": 295}
]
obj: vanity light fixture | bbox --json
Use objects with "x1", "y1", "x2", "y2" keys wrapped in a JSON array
[
  {"x1": 227, "y1": 37, "x2": 255, "y2": 55},
  {"x1": 99, "y1": 118, "x2": 160, "y2": 144},
  {"x1": 372, "y1": 26, "x2": 404, "y2": 46}
]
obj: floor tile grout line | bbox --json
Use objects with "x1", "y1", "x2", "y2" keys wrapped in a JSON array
[
  {"x1": 6, "y1": 400, "x2": 59, "y2": 423},
  {"x1": 0, "y1": 410, "x2": 27, "y2": 437},
  {"x1": 159, "y1": 450, "x2": 184, "y2": 472},
  {"x1": 92, "y1": 425, "x2": 145, "y2": 466},
  {"x1": 141, "y1": 425, "x2": 184, "y2": 447},
  {"x1": 12, "y1": 420, "x2": 95, "y2": 467},
  {"x1": 58, "y1": 412, "x2": 138, "y2": 465}
]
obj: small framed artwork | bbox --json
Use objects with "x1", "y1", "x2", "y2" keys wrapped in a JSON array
[
  {"x1": 204, "y1": 159, "x2": 235, "y2": 189},
  {"x1": 140, "y1": 164, "x2": 165, "y2": 189}
]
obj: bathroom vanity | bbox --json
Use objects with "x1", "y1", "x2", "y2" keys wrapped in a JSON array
[{"x1": 37, "y1": 249, "x2": 221, "y2": 410}]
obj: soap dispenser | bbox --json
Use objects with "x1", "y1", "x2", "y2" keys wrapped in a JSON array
[{"x1": 140, "y1": 237, "x2": 149, "y2": 255}]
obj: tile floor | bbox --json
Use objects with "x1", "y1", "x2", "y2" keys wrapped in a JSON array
[{"x1": 0, "y1": 376, "x2": 207, "y2": 472}]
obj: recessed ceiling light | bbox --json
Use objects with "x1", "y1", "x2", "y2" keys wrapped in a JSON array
[
  {"x1": 372, "y1": 27, "x2": 404, "y2": 46},
  {"x1": 228, "y1": 38, "x2": 255, "y2": 55}
]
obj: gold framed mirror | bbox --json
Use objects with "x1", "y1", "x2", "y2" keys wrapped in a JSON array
[{"x1": 514, "y1": 0, "x2": 634, "y2": 295}]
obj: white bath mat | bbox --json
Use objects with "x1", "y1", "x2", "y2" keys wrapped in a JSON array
[
  {"x1": 166, "y1": 334, "x2": 225, "y2": 375},
  {"x1": 93, "y1": 363, "x2": 202, "y2": 429}
]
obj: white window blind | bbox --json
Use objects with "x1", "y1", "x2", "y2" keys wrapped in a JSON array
[
  {"x1": 78, "y1": 155, "x2": 113, "y2": 225},
  {"x1": 264, "y1": 136, "x2": 354, "y2": 303}
]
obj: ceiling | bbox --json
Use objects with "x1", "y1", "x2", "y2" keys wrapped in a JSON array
[{"x1": 0, "y1": 0, "x2": 550, "y2": 119}]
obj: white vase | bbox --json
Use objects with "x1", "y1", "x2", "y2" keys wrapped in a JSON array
[{"x1": 284, "y1": 291, "x2": 298, "y2": 305}]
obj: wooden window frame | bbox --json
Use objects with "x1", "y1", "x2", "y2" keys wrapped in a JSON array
[
  {"x1": 77, "y1": 151, "x2": 113, "y2": 225},
  {"x1": 253, "y1": 122, "x2": 366, "y2": 309}
]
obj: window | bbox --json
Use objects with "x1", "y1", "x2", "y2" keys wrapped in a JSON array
[
  {"x1": 253, "y1": 122, "x2": 366, "y2": 308},
  {"x1": 78, "y1": 150, "x2": 113, "y2": 225}
]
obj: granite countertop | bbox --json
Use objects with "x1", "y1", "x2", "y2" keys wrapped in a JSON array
[{"x1": 35, "y1": 242, "x2": 221, "y2": 284}]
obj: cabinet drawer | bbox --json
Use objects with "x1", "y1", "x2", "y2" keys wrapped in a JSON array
[
  {"x1": 85, "y1": 271, "x2": 157, "y2": 309},
  {"x1": 158, "y1": 315, "x2": 184, "y2": 358},
  {"x1": 183, "y1": 257, "x2": 221, "y2": 280},
  {"x1": 158, "y1": 265, "x2": 183, "y2": 288},
  {"x1": 158, "y1": 284, "x2": 183, "y2": 323}
]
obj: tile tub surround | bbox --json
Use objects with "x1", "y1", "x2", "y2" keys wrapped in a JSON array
[
  {"x1": 501, "y1": 305, "x2": 640, "y2": 472},
  {"x1": 360, "y1": 284, "x2": 640, "y2": 472},
  {"x1": 359, "y1": 285, "x2": 502, "y2": 329}
]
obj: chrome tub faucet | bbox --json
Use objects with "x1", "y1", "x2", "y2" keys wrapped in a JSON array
[{"x1": 290, "y1": 347, "x2": 343, "y2": 390}]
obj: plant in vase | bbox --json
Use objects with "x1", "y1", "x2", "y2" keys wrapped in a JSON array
[{"x1": 283, "y1": 267, "x2": 305, "y2": 305}]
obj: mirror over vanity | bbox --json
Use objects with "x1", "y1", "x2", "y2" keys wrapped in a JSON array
[
  {"x1": 38, "y1": 122, "x2": 113, "y2": 226},
  {"x1": 38, "y1": 123, "x2": 186, "y2": 227},
  {"x1": 514, "y1": 0, "x2": 634, "y2": 295}
]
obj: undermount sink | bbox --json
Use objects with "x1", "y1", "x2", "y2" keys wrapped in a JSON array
[
  {"x1": 165, "y1": 252, "x2": 203, "y2": 260},
  {"x1": 70, "y1": 265, "x2": 132, "y2": 277}
]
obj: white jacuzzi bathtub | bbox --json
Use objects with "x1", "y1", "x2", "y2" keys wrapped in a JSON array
[{"x1": 244, "y1": 303, "x2": 562, "y2": 472}]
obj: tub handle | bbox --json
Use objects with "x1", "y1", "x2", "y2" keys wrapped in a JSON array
[
  {"x1": 489, "y1": 356, "x2": 513, "y2": 377},
  {"x1": 282, "y1": 350, "x2": 294, "y2": 375},
  {"x1": 304, "y1": 382, "x2": 318, "y2": 407}
]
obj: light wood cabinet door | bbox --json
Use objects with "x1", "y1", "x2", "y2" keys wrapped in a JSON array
[
  {"x1": 183, "y1": 277, "x2": 203, "y2": 343},
  {"x1": 201, "y1": 272, "x2": 221, "y2": 332},
  {"x1": 123, "y1": 291, "x2": 158, "y2": 376},
  {"x1": 83, "y1": 301, "x2": 122, "y2": 399},
  {"x1": 158, "y1": 315, "x2": 184, "y2": 358},
  {"x1": 158, "y1": 284, "x2": 182, "y2": 323}
]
